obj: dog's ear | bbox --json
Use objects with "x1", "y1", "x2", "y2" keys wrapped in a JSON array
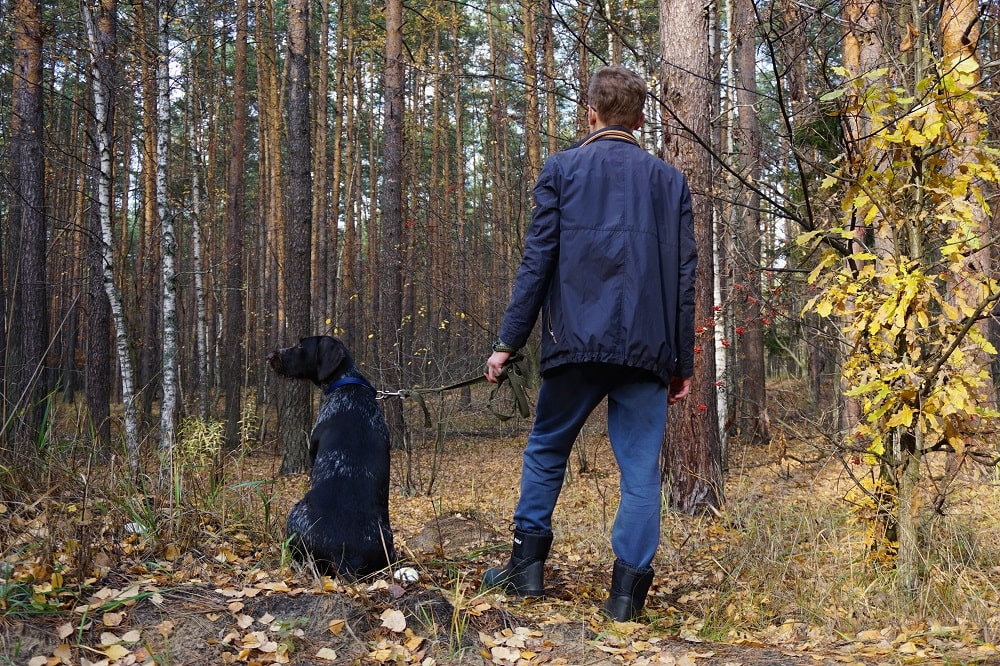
[{"x1": 316, "y1": 336, "x2": 348, "y2": 383}]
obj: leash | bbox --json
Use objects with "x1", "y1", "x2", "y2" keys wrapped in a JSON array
[{"x1": 377, "y1": 354, "x2": 532, "y2": 426}]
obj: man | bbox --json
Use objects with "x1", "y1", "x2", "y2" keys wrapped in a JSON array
[{"x1": 482, "y1": 65, "x2": 697, "y2": 622}]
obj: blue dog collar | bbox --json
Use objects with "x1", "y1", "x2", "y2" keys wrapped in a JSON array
[{"x1": 325, "y1": 376, "x2": 376, "y2": 396}]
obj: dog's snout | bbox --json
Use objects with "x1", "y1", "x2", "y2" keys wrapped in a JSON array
[{"x1": 267, "y1": 350, "x2": 281, "y2": 370}]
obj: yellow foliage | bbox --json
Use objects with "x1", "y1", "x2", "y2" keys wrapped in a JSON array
[{"x1": 800, "y1": 61, "x2": 999, "y2": 471}]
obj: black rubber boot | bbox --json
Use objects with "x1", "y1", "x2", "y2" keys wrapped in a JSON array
[
  {"x1": 482, "y1": 529, "x2": 553, "y2": 597},
  {"x1": 602, "y1": 559, "x2": 654, "y2": 621}
]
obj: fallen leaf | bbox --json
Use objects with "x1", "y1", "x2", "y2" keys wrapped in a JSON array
[
  {"x1": 103, "y1": 644, "x2": 131, "y2": 660},
  {"x1": 316, "y1": 647, "x2": 338, "y2": 661},
  {"x1": 328, "y1": 619, "x2": 346, "y2": 635},
  {"x1": 57, "y1": 622, "x2": 74, "y2": 640},
  {"x1": 490, "y1": 645, "x2": 520, "y2": 664},
  {"x1": 102, "y1": 611, "x2": 124, "y2": 627},
  {"x1": 381, "y1": 608, "x2": 407, "y2": 632}
]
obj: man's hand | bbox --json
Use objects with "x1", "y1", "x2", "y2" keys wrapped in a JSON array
[
  {"x1": 485, "y1": 351, "x2": 511, "y2": 384},
  {"x1": 668, "y1": 376, "x2": 691, "y2": 405}
]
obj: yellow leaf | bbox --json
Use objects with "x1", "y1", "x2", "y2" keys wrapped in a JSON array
[
  {"x1": 905, "y1": 127, "x2": 927, "y2": 147},
  {"x1": 886, "y1": 404, "x2": 914, "y2": 428},
  {"x1": 953, "y1": 57, "x2": 980, "y2": 74},
  {"x1": 104, "y1": 644, "x2": 131, "y2": 660},
  {"x1": 328, "y1": 619, "x2": 345, "y2": 635}
]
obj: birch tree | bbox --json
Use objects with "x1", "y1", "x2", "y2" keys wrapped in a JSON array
[
  {"x1": 156, "y1": 0, "x2": 179, "y2": 453},
  {"x1": 82, "y1": 0, "x2": 140, "y2": 472}
]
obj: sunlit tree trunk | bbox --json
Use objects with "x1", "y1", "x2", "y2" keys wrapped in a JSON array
[
  {"x1": 542, "y1": 0, "x2": 558, "y2": 156},
  {"x1": 279, "y1": 0, "x2": 313, "y2": 473},
  {"x1": 659, "y1": 0, "x2": 724, "y2": 513},
  {"x1": 523, "y1": 2, "x2": 541, "y2": 187},
  {"x1": 576, "y1": 1, "x2": 590, "y2": 136}
]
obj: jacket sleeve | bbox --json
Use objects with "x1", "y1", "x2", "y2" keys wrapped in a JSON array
[
  {"x1": 498, "y1": 161, "x2": 561, "y2": 349},
  {"x1": 675, "y1": 177, "x2": 698, "y2": 378}
]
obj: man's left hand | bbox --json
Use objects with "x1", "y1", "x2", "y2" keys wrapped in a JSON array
[{"x1": 485, "y1": 351, "x2": 511, "y2": 384}]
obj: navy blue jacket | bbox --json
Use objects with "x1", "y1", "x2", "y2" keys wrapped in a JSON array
[{"x1": 498, "y1": 126, "x2": 697, "y2": 385}]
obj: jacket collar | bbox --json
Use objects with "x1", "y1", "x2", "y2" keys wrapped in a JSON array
[{"x1": 579, "y1": 125, "x2": 640, "y2": 148}]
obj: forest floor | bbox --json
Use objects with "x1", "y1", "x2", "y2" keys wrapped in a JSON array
[{"x1": 3, "y1": 380, "x2": 1000, "y2": 665}]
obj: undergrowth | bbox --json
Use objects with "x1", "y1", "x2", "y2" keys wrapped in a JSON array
[{"x1": 2, "y1": 380, "x2": 999, "y2": 654}]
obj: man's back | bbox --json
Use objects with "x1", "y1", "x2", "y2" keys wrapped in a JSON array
[{"x1": 528, "y1": 132, "x2": 696, "y2": 384}]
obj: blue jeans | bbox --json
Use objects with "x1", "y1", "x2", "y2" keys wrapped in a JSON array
[{"x1": 513, "y1": 363, "x2": 668, "y2": 569}]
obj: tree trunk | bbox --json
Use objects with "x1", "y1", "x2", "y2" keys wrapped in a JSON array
[
  {"x1": 379, "y1": 0, "x2": 406, "y2": 449},
  {"x1": 85, "y1": 0, "x2": 116, "y2": 450},
  {"x1": 135, "y1": 0, "x2": 161, "y2": 429},
  {"x1": 223, "y1": 0, "x2": 248, "y2": 448},
  {"x1": 659, "y1": 0, "x2": 724, "y2": 513},
  {"x1": 279, "y1": 0, "x2": 313, "y2": 474},
  {"x1": 156, "y1": 0, "x2": 178, "y2": 454},
  {"x1": 186, "y1": 44, "x2": 209, "y2": 421},
  {"x1": 542, "y1": 0, "x2": 558, "y2": 156},
  {"x1": 258, "y1": 0, "x2": 284, "y2": 345},
  {"x1": 82, "y1": 0, "x2": 140, "y2": 474},
  {"x1": 523, "y1": 2, "x2": 541, "y2": 187},
  {"x1": 732, "y1": 0, "x2": 768, "y2": 446},
  {"x1": 7, "y1": 0, "x2": 48, "y2": 450},
  {"x1": 312, "y1": 0, "x2": 330, "y2": 331}
]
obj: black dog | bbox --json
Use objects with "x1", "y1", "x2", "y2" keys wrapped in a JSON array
[{"x1": 267, "y1": 335, "x2": 395, "y2": 579}]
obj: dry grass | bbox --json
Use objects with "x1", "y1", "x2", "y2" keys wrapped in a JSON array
[{"x1": 2, "y1": 378, "x2": 999, "y2": 660}]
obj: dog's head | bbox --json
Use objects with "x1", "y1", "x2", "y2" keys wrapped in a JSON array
[{"x1": 267, "y1": 335, "x2": 352, "y2": 385}]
